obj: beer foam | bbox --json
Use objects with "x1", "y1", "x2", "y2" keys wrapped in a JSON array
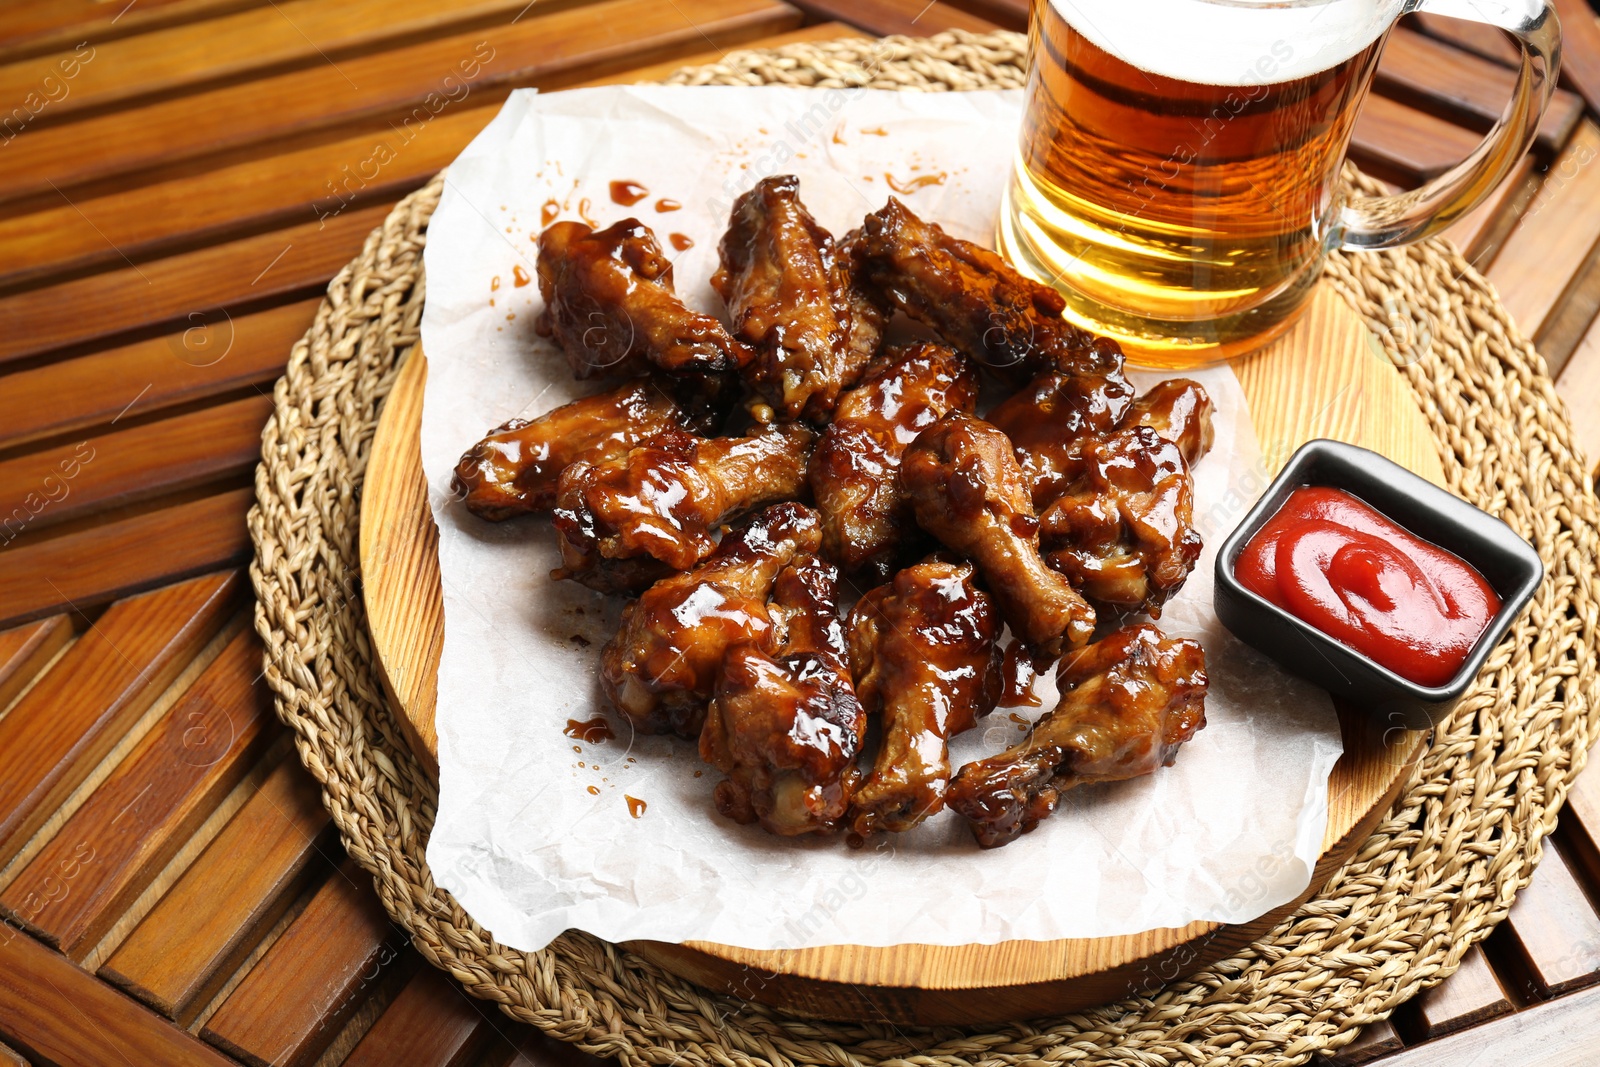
[{"x1": 1048, "y1": 0, "x2": 1402, "y2": 87}]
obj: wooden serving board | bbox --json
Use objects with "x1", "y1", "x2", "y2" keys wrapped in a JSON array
[{"x1": 360, "y1": 284, "x2": 1441, "y2": 1025}]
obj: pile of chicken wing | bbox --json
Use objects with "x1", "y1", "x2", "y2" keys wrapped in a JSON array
[{"x1": 452, "y1": 175, "x2": 1213, "y2": 848}]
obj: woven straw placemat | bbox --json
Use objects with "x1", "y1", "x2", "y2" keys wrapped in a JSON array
[{"x1": 248, "y1": 30, "x2": 1600, "y2": 1067}]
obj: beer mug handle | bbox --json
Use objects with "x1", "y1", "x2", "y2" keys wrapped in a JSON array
[{"x1": 1336, "y1": 0, "x2": 1560, "y2": 250}]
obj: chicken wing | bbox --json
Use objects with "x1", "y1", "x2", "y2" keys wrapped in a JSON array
[
  {"x1": 552, "y1": 422, "x2": 815, "y2": 594},
  {"x1": 1126, "y1": 378, "x2": 1214, "y2": 467},
  {"x1": 807, "y1": 343, "x2": 978, "y2": 576},
  {"x1": 600, "y1": 502, "x2": 822, "y2": 738},
  {"x1": 451, "y1": 379, "x2": 697, "y2": 520},
  {"x1": 700, "y1": 555, "x2": 865, "y2": 835},
  {"x1": 854, "y1": 197, "x2": 1123, "y2": 380},
  {"x1": 987, "y1": 364, "x2": 1135, "y2": 509},
  {"x1": 536, "y1": 218, "x2": 751, "y2": 381},
  {"x1": 1039, "y1": 424, "x2": 1202, "y2": 618},
  {"x1": 846, "y1": 560, "x2": 1002, "y2": 835},
  {"x1": 946, "y1": 624, "x2": 1207, "y2": 848},
  {"x1": 901, "y1": 412, "x2": 1095, "y2": 656},
  {"x1": 712, "y1": 176, "x2": 886, "y2": 422}
]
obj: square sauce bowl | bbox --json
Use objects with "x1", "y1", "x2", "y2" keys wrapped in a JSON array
[{"x1": 1214, "y1": 439, "x2": 1543, "y2": 729}]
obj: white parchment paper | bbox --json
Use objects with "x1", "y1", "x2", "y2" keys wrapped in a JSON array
[{"x1": 418, "y1": 86, "x2": 1343, "y2": 952}]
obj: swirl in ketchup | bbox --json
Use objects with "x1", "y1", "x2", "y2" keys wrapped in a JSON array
[{"x1": 1234, "y1": 486, "x2": 1500, "y2": 687}]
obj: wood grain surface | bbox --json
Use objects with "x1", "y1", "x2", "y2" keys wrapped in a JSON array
[
  {"x1": 341, "y1": 966, "x2": 497, "y2": 1067},
  {"x1": 0, "y1": 0, "x2": 1596, "y2": 1061},
  {"x1": 101, "y1": 753, "x2": 336, "y2": 1023},
  {"x1": 200, "y1": 856, "x2": 404, "y2": 1067},
  {"x1": 0, "y1": 571, "x2": 241, "y2": 862},
  {"x1": 1404, "y1": 945, "x2": 1513, "y2": 1039},
  {"x1": 0, "y1": 628, "x2": 277, "y2": 960},
  {"x1": 360, "y1": 286, "x2": 1436, "y2": 1024}
]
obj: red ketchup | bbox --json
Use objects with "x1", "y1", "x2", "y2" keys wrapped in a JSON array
[{"x1": 1234, "y1": 486, "x2": 1500, "y2": 687}]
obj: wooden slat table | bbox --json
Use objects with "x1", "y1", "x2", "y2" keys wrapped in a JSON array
[{"x1": 0, "y1": 3, "x2": 1594, "y2": 1065}]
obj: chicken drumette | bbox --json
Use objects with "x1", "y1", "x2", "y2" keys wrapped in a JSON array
[
  {"x1": 807, "y1": 343, "x2": 978, "y2": 577},
  {"x1": 1127, "y1": 378, "x2": 1215, "y2": 467},
  {"x1": 700, "y1": 555, "x2": 865, "y2": 835},
  {"x1": 987, "y1": 363, "x2": 1135, "y2": 509},
  {"x1": 854, "y1": 198, "x2": 1123, "y2": 381},
  {"x1": 552, "y1": 422, "x2": 814, "y2": 594},
  {"x1": 451, "y1": 379, "x2": 701, "y2": 520},
  {"x1": 946, "y1": 624, "x2": 1208, "y2": 848},
  {"x1": 847, "y1": 560, "x2": 1002, "y2": 835},
  {"x1": 537, "y1": 218, "x2": 751, "y2": 381},
  {"x1": 600, "y1": 502, "x2": 821, "y2": 738},
  {"x1": 1039, "y1": 425, "x2": 1203, "y2": 619},
  {"x1": 713, "y1": 176, "x2": 887, "y2": 422},
  {"x1": 901, "y1": 412, "x2": 1095, "y2": 657}
]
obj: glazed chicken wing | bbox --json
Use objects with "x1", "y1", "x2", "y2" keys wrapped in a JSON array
[
  {"x1": 600, "y1": 502, "x2": 821, "y2": 738},
  {"x1": 854, "y1": 198, "x2": 1122, "y2": 381},
  {"x1": 537, "y1": 218, "x2": 751, "y2": 381},
  {"x1": 1039, "y1": 424, "x2": 1202, "y2": 618},
  {"x1": 552, "y1": 422, "x2": 815, "y2": 594},
  {"x1": 946, "y1": 624, "x2": 1208, "y2": 848},
  {"x1": 451, "y1": 379, "x2": 697, "y2": 520},
  {"x1": 1127, "y1": 378, "x2": 1214, "y2": 467},
  {"x1": 712, "y1": 176, "x2": 887, "y2": 422},
  {"x1": 700, "y1": 555, "x2": 865, "y2": 835},
  {"x1": 807, "y1": 343, "x2": 978, "y2": 576},
  {"x1": 987, "y1": 364, "x2": 1135, "y2": 509},
  {"x1": 846, "y1": 560, "x2": 1002, "y2": 835},
  {"x1": 901, "y1": 412, "x2": 1095, "y2": 657}
]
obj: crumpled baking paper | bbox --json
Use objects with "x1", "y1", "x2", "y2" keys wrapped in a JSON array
[{"x1": 418, "y1": 85, "x2": 1343, "y2": 952}]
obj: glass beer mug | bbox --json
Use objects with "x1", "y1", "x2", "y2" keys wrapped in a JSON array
[{"x1": 997, "y1": 0, "x2": 1560, "y2": 368}]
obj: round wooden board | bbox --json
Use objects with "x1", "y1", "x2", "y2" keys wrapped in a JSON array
[{"x1": 360, "y1": 284, "x2": 1441, "y2": 1025}]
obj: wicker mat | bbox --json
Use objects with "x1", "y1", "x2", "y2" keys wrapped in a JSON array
[{"x1": 248, "y1": 30, "x2": 1600, "y2": 1067}]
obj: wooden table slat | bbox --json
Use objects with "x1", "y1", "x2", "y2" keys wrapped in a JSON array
[
  {"x1": 1376, "y1": 26, "x2": 1581, "y2": 155},
  {"x1": 0, "y1": 615, "x2": 73, "y2": 713},
  {"x1": 1407, "y1": 13, "x2": 1521, "y2": 68},
  {"x1": 1552, "y1": 0, "x2": 1600, "y2": 115},
  {"x1": 0, "y1": 0, "x2": 800, "y2": 208},
  {"x1": 1345, "y1": 981, "x2": 1600, "y2": 1066},
  {"x1": 0, "y1": 395, "x2": 274, "y2": 545},
  {"x1": 940, "y1": 0, "x2": 1027, "y2": 31},
  {"x1": 0, "y1": 204, "x2": 386, "y2": 368},
  {"x1": 0, "y1": 0, "x2": 606, "y2": 123},
  {"x1": 1557, "y1": 742, "x2": 1600, "y2": 912},
  {"x1": 0, "y1": 490, "x2": 253, "y2": 630},
  {"x1": 1326, "y1": 1019, "x2": 1404, "y2": 1066},
  {"x1": 200, "y1": 857, "x2": 403, "y2": 1067},
  {"x1": 0, "y1": 628, "x2": 277, "y2": 960},
  {"x1": 1405, "y1": 945, "x2": 1514, "y2": 1039},
  {"x1": 0, "y1": 299, "x2": 314, "y2": 452},
  {"x1": 1555, "y1": 316, "x2": 1600, "y2": 480},
  {"x1": 0, "y1": 104, "x2": 499, "y2": 290},
  {"x1": 0, "y1": 0, "x2": 270, "y2": 66},
  {"x1": 1350, "y1": 90, "x2": 1486, "y2": 186},
  {"x1": 1498, "y1": 842, "x2": 1600, "y2": 1000},
  {"x1": 1488, "y1": 121, "x2": 1600, "y2": 342},
  {"x1": 0, "y1": 924, "x2": 239, "y2": 1067},
  {"x1": 0, "y1": 570, "x2": 241, "y2": 864},
  {"x1": 786, "y1": 0, "x2": 998, "y2": 37},
  {"x1": 341, "y1": 965, "x2": 496, "y2": 1067},
  {"x1": 1534, "y1": 243, "x2": 1600, "y2": 379},
  {"x1": 0, "y1": 1040, "x2": 25, "y2": 1067},
  {"x1": 2, "y1": 1, "x2": 784, "y2": 295},
  {"x1": 575, "y1": 22, "x2": 872, "y2": 87},
  {"x1": 101, "y1": 754, "x2": 336, "y2": 1023},
  {"x1": 487, "y1": 1031, "x2": 612, "y2": 1067},
  {"x1": 1442, "y1": 153, "x2": 1539, "y2": 267}
]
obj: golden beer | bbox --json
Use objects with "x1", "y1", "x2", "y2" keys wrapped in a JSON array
[{"x1": 999, "y1": 0, "x2": 1560, "y2": 368}]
